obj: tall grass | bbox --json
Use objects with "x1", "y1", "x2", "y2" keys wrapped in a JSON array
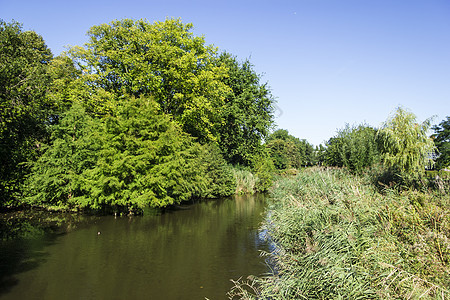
[
  {"x1": 229, "y1": 167, "x2": 450, "y2": 299},
  {"x1": 230, "y1": 165, "x2": 257, "y2": 195}
]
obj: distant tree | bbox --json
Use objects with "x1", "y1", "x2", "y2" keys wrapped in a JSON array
[
  {"x1": 266, "y1": 129, "x2": 314, "y2": 170},
  {"x1": 325, "y1": 124, "x2": 380, "y2": 174},
  {"x1": 0, "y1": 20, "x2": 53, "y2": 206},
  {"x1": 431, "y1": 116, "x2": 450, "y2": 170},
  {"x1": 215, "y1": 53, "x2": 275, "y2": 166},
  {"x1": 314, "y1": 144, "x2": 327, "y2": 166},
  {"x1": 377, "y1": 107, "x2": 436, "y2": 182}
]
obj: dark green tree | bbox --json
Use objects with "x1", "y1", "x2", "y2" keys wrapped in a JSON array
[
  {"x1": 194, "y1": 143, "x2": 236, "y2": 198},
  {"x1": 0, "y1": 20, "x2": 53, "y2": 206},
  {"x1": 266, "y1": 129, "x2": 314, "y2": 170},
  {"x1": 215, "y1": 53, "x2": 275, "y2": 166},
  {"x1": 431, "y1": 116, "x2": 450, "y2": 170}
]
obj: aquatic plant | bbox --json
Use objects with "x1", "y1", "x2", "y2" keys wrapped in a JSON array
[{"x1": 230, "y1": 167, "x2": 450, "y2": 299}]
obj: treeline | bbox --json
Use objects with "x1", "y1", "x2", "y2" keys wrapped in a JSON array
[
  {"x1": 1, "y1": 18, "x2": 448, "y2": 213},
  {"x1": 320, "y1": 109, "x2": 449, "y2": 186},
  {"x1": 266, "y1": 109, "x2": 449, "y2": 184},
  {"x1": 0, "y1": 19, "x2": 277, "y2": 213}
]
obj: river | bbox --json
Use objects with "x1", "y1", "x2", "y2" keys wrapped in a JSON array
[{"x1": 0, "y1": 194, "x2": 270, "y2": 299}]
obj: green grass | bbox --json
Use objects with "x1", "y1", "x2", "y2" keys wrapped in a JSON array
[
  {"x1": 229, "y1": 167, "x2": 450, "y2": 299},
  {"x1": 230, "y1": 166, "x2": 257, "y2": 195}
]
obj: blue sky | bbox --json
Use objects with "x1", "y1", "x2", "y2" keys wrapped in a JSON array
[{"x1": 2, "y1": 0, "x2": 449, "y2": 145}]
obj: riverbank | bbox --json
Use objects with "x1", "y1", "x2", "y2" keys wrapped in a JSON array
[{"x1": 230, "y1": 167, "x2": 450, "y2": 299}]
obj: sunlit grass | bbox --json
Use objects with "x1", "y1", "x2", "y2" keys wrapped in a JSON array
[{"x1": 229, "y1": 167, "x2": 450, "y2": 299}]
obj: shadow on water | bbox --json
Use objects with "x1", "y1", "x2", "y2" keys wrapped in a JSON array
[
  {"x1": 0, "y1": 210, "x2": 96, "y2": 296},
  {"x1": 0, "y1": 195, "x2": 270, "y2": 299},
  {"x1": 0, "y1": 233, "x2": 57, "y2": 295}
]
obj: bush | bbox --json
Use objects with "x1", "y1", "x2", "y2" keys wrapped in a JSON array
[
  {"x1": 325, "y1": 124, "x2": 380, "y2": 174},
  {"x1": 252, "y1": 154, "x2": 275, "y2": 193}
]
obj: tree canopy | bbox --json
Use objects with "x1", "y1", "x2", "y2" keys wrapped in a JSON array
[
  {"x1": 0, "y1": 20, "x2": 53, "y2": 205},
  {"x1": 266, "y1": 129, "x2": 314, "y2": 170},
  {"x1": 69, "y1": 18, "x2": 231, "y2": 143},
  {"x1": 215, "y1": 53, "x2": 275, "y2": 166}
]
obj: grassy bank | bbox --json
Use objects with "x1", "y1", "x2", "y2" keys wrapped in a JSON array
[{"x1": 229, "y1": 167, "x2": 450, "y2": 299}]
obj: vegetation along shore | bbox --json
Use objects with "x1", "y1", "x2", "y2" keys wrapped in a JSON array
[{"x1": 1, "y1": 17, "x2": 449, "y2": 299}]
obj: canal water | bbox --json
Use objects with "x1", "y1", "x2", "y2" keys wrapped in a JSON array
[{"x1": 0, "y1": 194, "x2": 270, "y2": 299}]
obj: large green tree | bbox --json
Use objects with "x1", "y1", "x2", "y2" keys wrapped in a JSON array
[
  {"x1": 24, "y1": 103, "x2": 101, "y2": 208},
  {"x1": 69, "y1": 18, "x2": 230, "y2": 143},
  {"x1": 432, "y1": 116, "x2": 450, "y2": 170},
  {"x1": 377, "y1": 107, "x2": 436, "y2": 182},
  {"x1": 215, "y1": 53, "x2": 275, "y2": 166},
  {"x1": 0, "y1": 20, "x2": 53, "y2": 206}
]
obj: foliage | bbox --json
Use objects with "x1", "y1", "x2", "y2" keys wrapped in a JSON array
[
  {"x1": 25, "y1": 97, "x2": 226, "y2": 212},
  {"x1": 432, "y1": 116, "x2": 450, "y2": 170},
  {"x1": 377, "y1": 107, "x2": 436, "y2": 183},
  {"x1": 80, "y1": 96, "x2": 210, "y2": 211},
  {"x1": 194, "y1": 143, "x2": 236, "y2": 198},
  {"x1": 24, "y1": 103, "x2": 100, "y2": 209},
  {"x1": 325, "y1": 124, "x2": 380, "y2": 174},
  {"x1": 46, "y1": 54, "x2": 82, "y2": 117},
  {"x1": 236, "y1": 168, "x2": 450, "y2": 299},
  {"x1": 69, "y1": 18, "x2": 230, "y2": 143},
  {"x1": 215, "y1": 53, "x2": 275, "y2": 166},
  {"x1": 266, "y1": 129, "x2": 314, "y2": 170},
  {"x1": 0, "y1": 20, "x2": 53, "y2": 207},
  {"x1": 252, "y1": 151, "x2": 275, "y2": 192}
]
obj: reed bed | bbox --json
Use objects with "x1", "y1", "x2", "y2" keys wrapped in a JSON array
[
  {"x1": 229, "y1": 167, "x2": 450, "y2": 299},
  {"x1": 231, "y1": 166, "x2": 257, "y2": 195}
]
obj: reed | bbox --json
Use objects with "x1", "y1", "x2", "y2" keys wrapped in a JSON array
[
  {"x1": 229, "y1": 167, "x2": 450, "y2": 299},
  {"x1": 230, "y1": 165, "x2": 257, "y2": 195}
]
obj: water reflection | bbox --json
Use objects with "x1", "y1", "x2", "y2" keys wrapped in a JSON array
[{"x1": 0, "y1": 194, "x2": 269, "y2": 299}]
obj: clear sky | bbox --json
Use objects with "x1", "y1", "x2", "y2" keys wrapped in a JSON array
[{"x1": 2, "y1": 0, "x2": 449, "y2": 146}]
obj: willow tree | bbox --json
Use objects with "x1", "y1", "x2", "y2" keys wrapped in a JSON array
[{"x1": 377, "y1": 107, "x2": 436, "y2": 182}]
